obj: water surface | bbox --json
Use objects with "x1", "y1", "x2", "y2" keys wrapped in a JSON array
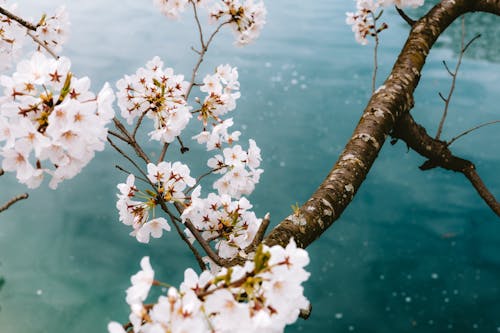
[{"x1": 1, "y1": 1, "x2": 499, "y2": 332}]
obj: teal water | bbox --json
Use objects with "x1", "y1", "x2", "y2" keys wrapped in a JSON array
[{"x1": 1, "y1": 1, "x2": 500, "y2": 332}]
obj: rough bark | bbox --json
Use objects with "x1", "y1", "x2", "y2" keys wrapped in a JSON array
[{"x1": 264, "y1": 0, "x2": 500, "y2": 248}]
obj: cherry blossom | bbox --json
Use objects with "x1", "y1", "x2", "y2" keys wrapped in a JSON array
[
  {"x1": 116, "y1": 162, "x2": 195, "y2": 243},
  {"x1": 0, "y1": 2, "x2": 25, "y2": 71},
  {"x1": 0, "y1": 51, "x2": 114, "y2": 188},
  {"x1": 209, "y1": 0, "x2": 267, "y2": 46},
  {"x1": 108, "y1": 239, "x2": 310, "y2": 333},
  {"x1": 182, "y1": 186, "x2": 262, "y2": 259},
  {"x1": 34, "y1": 6, "x2": 70, "y2": 54},
  {"x1": 196, "y1": 64, "x2": 240, "y2": 127},
  {"x1": 153, "y1": 0, "x2": 189, "y2": 19},
  {"x1": 116, "y1": 56, "x2": 191, "y2": 143},
  {"x1": 346, "y1": 0, "x2": 424, "y2": 45}
]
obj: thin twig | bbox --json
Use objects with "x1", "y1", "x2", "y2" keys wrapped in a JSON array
[
  {"x1": 169, "y1": 212, "x2": 207, "y2": 271},
  {"x1": 26, "y1": 31, "x2": 59, "y2": 60},
  {"x1": 108, "y1": 130, "x2": 130, "y2": 143},
  {"x1": 372, "y1": 32, "x2": 379, "y2": 94},
  {"x1": 183, "y1": 218, "x2": 226, "y2": 266},
  {"x1": 370, "y1": 11, "x2": 382, "y2": 94},
  {"x1": 132, "y1": 110, "x2": 148, "y2": 139},
  {"x1": 177, "y1": 136, "x2": 189, "y2": 153},
  {"x1": 244, "y1": 213, "x2": 270, "y2": 253},
  {"x1": 157, "y1": 143, "x2": 169, "y2": 164},
  {"x1": 191, "y1": 1, "x2": 205, "y2": 50},
  {"x1": 447, "y1": 120, "x2": 500, "y2": 146},
  {"x1": 112, "y1": 117, "x2": 151, "y2": 163},
  {"x1": 0, "y1": 193, "x2": 29, "y2": 213},
  {"x1": 395, "y1": 7, "x2": 416, "y2": 26},
  {"x1": 185, "y1": 21, "x2": 230, "y2": 99},
  {"x1": 462, "y1": 34, "x2": 481, "y2": 53},
  {"x1": 0, "y1": 6, "x2": 37, "y2": 30},
  {"x1": 435, "y1": 18, "x2": 480, "y2": 140},
  {"x1": 107, "y1": 137, "x2": 149, "y2": 182},
  {"x1": 157, "y1": 198, "x2": 207, "y2": 270},
  {"x1": 186, "y1": 169, "x2": 218, "y2": 195},
  {"x1": 114, "y1": 165, "x2": 149, "y2": 184}
]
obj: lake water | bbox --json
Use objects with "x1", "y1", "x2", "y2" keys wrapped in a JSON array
[{"x1": 1, "y1": 1, "x2": 500, "y2": 332}]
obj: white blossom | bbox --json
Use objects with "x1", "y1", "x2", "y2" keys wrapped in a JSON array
[
  {"x1": 116, "y1": 56, "x2": 191, "y2": 143},
  {"x1": 109, "y1": 240, "x2": 310, "y2": 332},
  {"x1": 0, "y1": 52, "x2": 114, "y2": 188}
]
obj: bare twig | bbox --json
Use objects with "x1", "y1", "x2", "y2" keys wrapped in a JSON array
[
  {"x1": 372, "y1": 32, "x2": 379, "y2": 94},
  {"x1": 435, "y1": 17, "x2": 481, "y2": 140},
  {"x1": 447, "y1": 120, "x2": 500, "y2": 146},
  {"x1": 370, "y1": 12, "x2": 381, "y2": 94},
  {"x1": 108, "y1": 130, "x2": 130, "y2": 143},
  {"x1": 186, "y1": 169, "x2": 218, "y2": 194},
  {"x1": 0, "y1": 193, "x2": 29, "y2": 213},
  {"x1": 396, "y1": 7, "x2": 416, "y2": 26},
  {"x1": 132, "y1": 110, "x2": 148, "y2": 139},
  {"x1": 114, "y1": 165, "x2": 149, "y2": 184},
  {"x1": 177, "y1": 136, "x2": 189, "y2": 153},
  {"x1": 111, "y1": 117, "x2": 151, "y2": 164},
  {"x1": 157, "y1": 143, "x2": 169, "y2": 164},
  {"x1": 107, "y1": 136, "x2": 149, "y2": 182},
  {"x1": 167, "y1": 210, "x2": 207, "y2": 271},
  {"x1": 244, "y1": 213, "x2": 270, "y2": 253},
  {"x1": 184, "y1": 20, "x2": 230, "y2": 99}
]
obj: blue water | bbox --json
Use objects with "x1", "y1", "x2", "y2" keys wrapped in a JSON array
[{"x1": 1, "y1": 1, "x2": 499, "y2": 332}]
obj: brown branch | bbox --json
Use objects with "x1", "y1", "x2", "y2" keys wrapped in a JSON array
[
  {"x1": 392, "y1": 112, "x2": 500, "y2": 216},
  {"x1": 396, "y1": 7, "x2": 416, "y2": 26},
  {"x1": 157, "y1": 143, "x2": 169, "y2": 164},
  {"x1": 0, "y1": 6, "x2": 37, "y2": 30},
  {"x1": 0, "y1": 193, "x2": 29, "y2": 213},
  {"x1": 111, "y1": 117, "x2": 151, "y2": 164},
  {"x1": 263, "y1": 0, "x2": 500, "y2": 249}
]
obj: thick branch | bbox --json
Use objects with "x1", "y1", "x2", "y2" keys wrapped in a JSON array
[{"x1": 264, "y1": 0, "x2": 500, "y2": 248}]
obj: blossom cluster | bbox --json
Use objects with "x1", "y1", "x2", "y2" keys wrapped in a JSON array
[
  {"x1": 116, "y1": 161, "x2": 195, "y2": 243},
  {"x1": 0, "y1": 2, "x2": 24, "y2": 71},
  {"x1": 192, "y1": 65, "x2": 263, "y2": 198},
  {"x1": 108, "y1": 239, "x2": 310, "y2": 333},
  {"x1": 153, "y1": 0, "x2": 267, "y2": 46},
  {"x1": 346, "y1": 0, "x2": 424, "y2": 45},
  {"x1": 197, "y1": 64, "x2": 240, "y2": 126},
  {"x1": 116, "y1": 56, "x2": 191, "y2": 143},
  {"x1": 33, "y1": 6, "x2": 70, "y2": 54},
  {"x1": 209, "y1": 0, "x2": 267, "y2": 46},
  {"x1": 0, "y1": 52, "x2": 114, "y2": 188},
  {"x1": 182, "y1": 186, "x2": 262, "y2": 259},
  {"x1": 0, "y1": 2, "x2": 69, "y2": 70},
  {"x1": 207, "y1": 139, "x2": 263, "y2": 198}
]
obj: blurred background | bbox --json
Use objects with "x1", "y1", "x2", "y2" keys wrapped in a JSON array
[{"x1": 0, "y1": 1, "x2": 499, "y2": 332}]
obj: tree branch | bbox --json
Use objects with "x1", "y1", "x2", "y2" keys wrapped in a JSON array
[
  {"x1": 392, "y1": 112, "x2": 500, "y2": 216},
  {"x1": 0, "y1": 6, "x2": 37, "y2": 30},
  {"x1": 0, "y1": 193, "x2": 29, "y2": 213},
  {"x1": 263, "y1": 0, "x2": 500, "y2": 248}
]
